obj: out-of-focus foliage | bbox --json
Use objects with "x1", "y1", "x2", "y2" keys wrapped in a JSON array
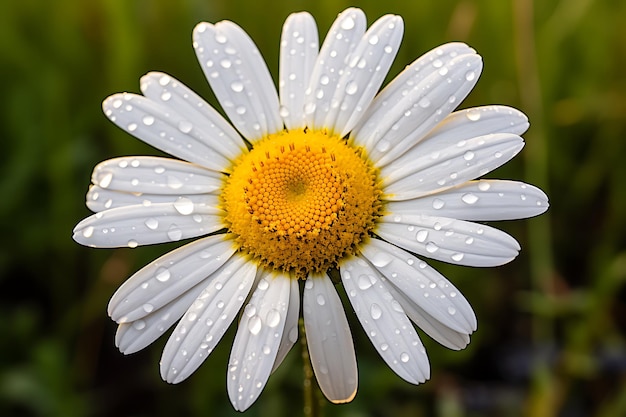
[{"x1": 1, "y1": 0, "x2": 625, "y2": 416}]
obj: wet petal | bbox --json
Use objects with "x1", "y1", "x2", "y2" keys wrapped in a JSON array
[
  {"x1": 324, "y1": 14, "x2": 404, "y2": 136},
  {"x1": 193, "y1": 21, "x2": 282, "y2": 141},
  {"x1": 388, "y1": 286, "x2": 471, "y2": 350},
  {"x1": 341, "y1": 255, "x2": 430, "y2": 384},
  {"x1": 90, "y1": 156, "x2": 223, "y2": 196},
  {"x1": 160, "y1": 254, "x2": 257, "y2": 383},
  {"x1": 102, "y1": 89, "x2": 243, "y2": 172},
  {"x1": 304, "y1": 273, "x2": 357, "y2": 403},
  {"x1": 304, "y1": 8, "x2": 366, "y2": 130},
  {"x1": 86, "y1": 186, "x2": 213, "y2": 212},
  {"x1": 73, "y1": 198, "x2": 223, "y2": 248},
  {"x1": 386, "y1": 180, "x2": 549, "y2": 221},
  {"x1": 227, "y1": 273, "x2": 292, "y2": 411},
  {"x1": 351, "y1": 44, "x2": 481, "y2": 166},
  {"x1": 360, "y1": 238, "x2": 476, "y2": 334},
  {"x1": 382, "y1": 133, "x2": 524, "y2": 201},
  {"x1": 425, "y1": 105, "x2": 530, "y2": 139},
  {"x1": 108, "y1": 234, "x2": 236, "y2": 323},
  {"x1": 271, "y1": 276, "x2": 300, "y2": 373},
  {"x1": 279, "y1": 12, "x2": 319, "y2": 129},
  {"x1": 377, "y1": 214, "x2": 520, "y2": 267}
]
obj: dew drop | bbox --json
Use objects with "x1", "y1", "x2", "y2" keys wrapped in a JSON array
[
  {"x1": 465, "y1": 237, "x2": 474, "y2": 245},
  {"x1": 266, "y1": 309, "x2": 281, "y2": 327},
  {"x1": 99, "y1": 172, "x2": 113, "y2": 188},
  {"x1": 142, "y1": 115, "x2": 155, "y2": 126},
  {"x1": 370, "y1": 303, "x2": 382, "y2": 320},
  {"x1": 257, "y1": 279, "x2": 269, "y2": 291},
  {"x1": 478, "y1": 181, "x2": 491, "y2": 191},
  {"x1": 248, "y1": 316, "x2": 262, "y2": 335},
  {"x1": 461, "y1": 193, "x2": 479, "y2": 204},
  {"x1": 425, "y1": 242, "x2": 439, "y2": 253},
  {"x1": 345, "y1": 81, "x2": 358, "y2": 95},
  {"x1": 381, "y1": 343, "x2": 389, "y2": 351},
  {"x1": 133, "y1": 320, "x2": 146, "y2": 330},
  {"x1": 451, "y1": 253, "x2": 465, "y2": 262},
  {"x1": 304, "y1": 102, "x2": 316, "y2": 114},
  {"x1": 376, "y1": 139, "x2": 391, "y2": 152},
  {"x1": 400, "y1": 352, "x2": 410, "y2": 363},
  {"x1": 316, "y1": 294, "x2": 326, "y2": 306},
  {"x1": 341, "y1": 16, "x2": 355, "y2": 30},
  {"x1": 416, "y1": 229, "x2": 429, "y2": 243},
  {"x1": 447, "y1": 306, "x2": 457, "y2": 315},
  {"x1": 127, "y1": 240, "x2": 138, "y2": 248},
  {"x1": 230, "y1": 81, "x2": 244, "y2": 92},
  {"x1": 368, "y1": 35, "x2": 379, "y2": 45},
  {"x1": 465, "y1": 70, "x2": 476, "y2": 81},
  {"x1": 174, "y1": 197, "x2": 194, "y2": 215},
  {"x1": 178, "y1": 121, "x2": 193, "y2": 133},
  {"x1": 466, "y1": 109, "x2": 481, "y2": 121},
  {"x1": 357, "y1": 274, "x2": 375, "y2": 290},
  {"x1": 463, "y1": 150, "x2": 475, "y2": 161},
  {"x1": 432, "y1": 198, "x2": 445, "y2": 209},
  {"x1": 82, "y1": 226, "x2": 94, "y2": 238},
  {"x1": 155, "y1": 267, "x2": 171, "y2": 282},
  {"x1": 144, "y1": 217, "x2": 159, "y2": 230},
  {"x1": 161, "y1": 92, "x2": 171, "y2": 101},
  {"x1": 127, "y1": 123, "x2": 137, "y2": 132},
  {"x1": 370, "y1": 252, "x2": 393, "y2": 268},
  {"x1": 279, "y1": 106, "x2": 289, "y2": 118},
  {"x1": 167, "y1": 225, "x2": 183, "y2": 241},
  {"x1": 418, "y1": 97, "x2": 431, "y2": 108}
]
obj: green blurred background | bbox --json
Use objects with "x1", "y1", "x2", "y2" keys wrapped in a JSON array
[{"x1": 1, "y1": 0, "x2": 625, "y2": 416}]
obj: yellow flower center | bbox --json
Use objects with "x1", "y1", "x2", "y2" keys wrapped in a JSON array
[{"x1": 223, "y1": 130, "x2": 382, "y2": 278}]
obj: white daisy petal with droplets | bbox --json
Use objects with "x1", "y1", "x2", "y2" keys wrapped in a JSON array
[
  {"x1": 279, "y1": 12, "x2": 319, "y2": 130},
  {"x1": 102, "y1": 87, "x2": 244, "y2": 172},
  {"x1": 91, "y1": 156, "x2": 223, "y2": 196},
  {"x1": 108, "y1": 234, "x2": 236, "y2": 323},
  {"x1": 377, "y1": 214, "x2": 520, "y2": 267},
  {"x1": 382, "y1": 132, "x2": 525, "y2": 200},
  {"x1": 73, "y1": 198, "x2": 223, "y2": 248},
  {"x1": 386, "y1": 180, "x2": 550, "y2": 221},
  {"x1": 351, "y1": 44, "x2": 481, "y2": 166},
  {"x1": 74, "y1": 7, "x2": 549, "y2": 412},
  {"x1": 193, "y1": 21, "x2": 282, "y2": 140},
  {"x1": 160, "y1": 253, "x2": 257, "y2": 384},
  {"x1": 271, "y1": 275, "x2": 300, "y2": 373},
  {"x1": 360, "y1": 238, "x2": 476, "y2": 334},
  {"x1": 341, "y1": 255, "x2": 430, "y2": 384},
  {"x1": 86, "y1": 186, "x2": 214, "y2": 212},
  {"x1": 304, "y1": 273, "x2": 358, "y2": 403},
  {"x1": 323, "y1": 13, "x2": 404, "y2": 136},
  {"x1": 304, "y1": 7, "x2": 366, "y2": 130},
  {"x1": 227, "y1": 273, "x2": 294, "y2": 411}
]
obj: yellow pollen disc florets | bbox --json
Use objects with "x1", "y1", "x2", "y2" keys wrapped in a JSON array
[{"x1": 223, "y1": 130, "x2": 382, "y2": 278}]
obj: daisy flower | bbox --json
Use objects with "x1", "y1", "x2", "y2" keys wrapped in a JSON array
[{"x1": 73, "y1": 7, "x2": 548, "y2": 411}]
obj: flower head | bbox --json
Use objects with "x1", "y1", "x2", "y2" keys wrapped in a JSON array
[{"x1": 73, "y1": 8, "x2": 548, "y2": 411}]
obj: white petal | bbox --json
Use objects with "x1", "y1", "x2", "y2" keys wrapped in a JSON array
[
  {"x1": 382, "y1": 133, "x2": 524, "y2": 200},
  {"x1": 108, "y1": 234, "x2": 236, "y2": 323},
  {"x1": 115, "y1": 277, "x2": 210, "y2": 354},
  {"x1": 386, "y1": 180, "x2": 549, "y2": 221},
  {"x1": 376, "y1": 214, "x2": 520, "y2": 267},
  {"x1": 351, "y1": 45, "x2": 482, "y2": 167},
  {"x1": 193, "y1": 21, "x2": 282, "y2": 141},
  {"x1": 279, "y1": 12, "x2": 318, "y2": 129},
  {"x1": 160, "y1": 254, "x2": 257, "y2": 383},
  {"x1": 360, "y1": 238, "x2": 476, "y2": 334},
  {"x1": 138, "y1": 71, "x2": 246, "y2": 166},
  {"x1": 303, "y1": 273, "x2": 357, "y2": 403},
  {"x1": 324, "y1": 14, "x2": 404, "y2": 136},
  {"x1": 341, "y1": 255, "x2": 430, "y2": 384},
  {"x1": 271, "y1": 277, "x2": 300, "y2": 373},
  {"x1": 86, "y1": 186, "x2": 214, "y2": 212},
  {"x1": 73, "y1": 199, "x2": 223, "y2": 248},
  {"x1": 304, "y1": 8, "x2": 366, "y2": 130},
  {"x1": 388, "y1": 286, "x2": 471, "y2": 350},
  {"x1": 102, "y1": 92, "x2": 243, "y2": 172},
  {"x1": 90, "y1": 156, "x2": 223, "y2": 195},
  {"x1": 227, "y1": 272, "x2": 292, "y2": 411},
  {"x1": 426, "y1": 105, "x2": 530, "y2": 139}
]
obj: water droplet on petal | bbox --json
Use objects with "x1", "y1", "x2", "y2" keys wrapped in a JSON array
[
  {"x1": 357, "y1": 274, "x2": 375, "y2": 290},
  {"x1": 99, "y1": 172, "x2": 113, "y2": 188},
  {"x1": 127, "y1": 240, "x2": 138, "y2": 248},
  {"x1": 451, "y1": 253, "x2": 465, "y2": 262},
  {"x1": 341, "y1": 16, "x2": 355, "y2": 30},
  {"x1": 461, "y1": 193, "x2": 479, "y2": 204},
  {"x1": 467, "y1": 109, "x2": 481, "y2": 121},
  {"x1": 425, "y1": 242, "x2": 439, "y2": 253},
  {"x1": 82, "y1": 226, "x2": 94, "y2": 238},
  {"x1": 266, "y1": 309, "x2": 281, "y2": 327},
  {"x1": 416, "y1": 229, "x2": 429, "y2": 243},
  {"x1": 463, "y1": 151, "x2": 475, "y2": 161},
  {"x1": 465, "y1": 70, "x2": 476, "y2": 81},
  {"x1": 478, "y1": 181, "x2": 491, "y2": 191},
  {"x1": 345, "y1": 81, "x2": 358, "y2": 95},
  {"x1": 167, "y1": 224, "x2": 183, "y2": 241},
  {"x1": 400, "y1": 352, "x2": 410, "y2": 363},
  {"x1": 248, "y1": 316, "x2": 262, "y2": 335},
  {"x1": 370, "y1": 303, "x2": 382, "y2": 320},
  {"x1": 230, "y1": 81, "x2": 244, "y2": 92},
  {"x1": 178, "y1": 121, "x2": 193, "y2": 133},
  {"x1": 145, "y1": 217, "x2": 159, "y2": 230},
  {"x1": 316, "y1": 294, "x2": 326, "y2": 306},
  {"x1": 432, "y1": 198, "x2": 445, "y2": 209},
  {"x1": 257, "y1": 279, "x2": 269, "y2": 291},
  {"x1": 173, "y1": 197, "x2": 194, "y2": 215},
  {"x1": 447, "y1": 306, "x2": 457, "y2": 315},
  {"x1": 155, "y1": 267, "x2": 171, "y2": 282},
  {"x1": 142, "y1": 115, "x2": 155, "y2": 126},
  {"x1": 368, "y1": 35, "x2": 379, "y2": 45}
]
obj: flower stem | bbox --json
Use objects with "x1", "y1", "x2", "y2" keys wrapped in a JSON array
[{"x1": 300, "y1": 318, "x2": 322, "y2": 417}]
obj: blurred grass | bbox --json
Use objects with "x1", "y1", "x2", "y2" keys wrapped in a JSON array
[{"x1": 1, "y1": 0, "x2": 625, "y2": 416}]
